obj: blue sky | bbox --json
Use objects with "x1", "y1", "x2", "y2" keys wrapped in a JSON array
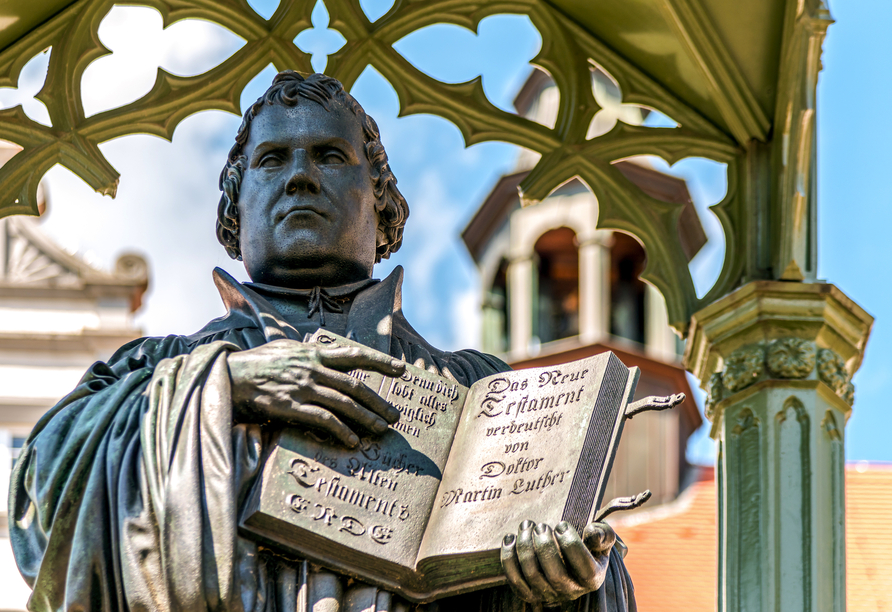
[
  {"x1": 816, "y1": 0, "x2": 892, "y2": 463},
  {"x1": 1, "y1": 0, "x2": 888, "y2": 463}
]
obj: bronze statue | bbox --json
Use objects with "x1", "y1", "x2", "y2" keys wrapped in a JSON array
[{"x1": 10, "y1": 72, "x2": 636, "y2": 612}]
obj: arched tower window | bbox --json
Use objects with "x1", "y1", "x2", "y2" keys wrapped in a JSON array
[
  {"x1": 610, "y1": 233, "x2": 647, "y2": 344},
  {"x1": 482, "y1": 258, "x2": 510, "y2": 354},
  {"x1": 534, "y1": 228, "x2": 579, "y2": 344}
]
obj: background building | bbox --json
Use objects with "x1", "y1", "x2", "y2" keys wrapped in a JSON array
[
  {"x1": 0, "y1": 144, "x2": 148, "y2": 611},
  {"x1": 463, "y1": 68, "x2": 704, "y2": 508}
]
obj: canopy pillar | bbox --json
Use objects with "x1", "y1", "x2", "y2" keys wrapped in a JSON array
[{"x1": 685, "y1": 281, "x2": 872, "y2": 612}]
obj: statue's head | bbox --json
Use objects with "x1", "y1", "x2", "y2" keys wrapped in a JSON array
[{"x1": 216, "y1": 71, "x2": 409, "y2": 287}]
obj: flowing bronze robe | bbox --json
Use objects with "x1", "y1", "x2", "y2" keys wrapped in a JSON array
[{"x1": 10, "y1": 266, "x2": 636, "y2": 612}]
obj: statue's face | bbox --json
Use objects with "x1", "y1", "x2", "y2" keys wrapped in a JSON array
[{"x1": 236, "y1": 101, "x2": 379, "y2": 288}]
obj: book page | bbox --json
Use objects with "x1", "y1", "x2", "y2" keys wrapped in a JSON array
[
  {"x1": 241, "y1": 332, "x2": 469, "y2": 570},
  {"x1": 417, "y1": 353, "x2": 628, "y2": 563}
]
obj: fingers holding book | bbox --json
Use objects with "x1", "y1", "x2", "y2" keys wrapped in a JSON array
[
  {"x1": 501, "y1": 519, "x2": 616, "y2": 604},
  {"x1": 227, "y1": 339, "x2": 405, "y2": 447}
]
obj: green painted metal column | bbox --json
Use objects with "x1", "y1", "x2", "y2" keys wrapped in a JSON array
[{"x1": 685, "y1": 281, "x2": 872, "y2": 612}]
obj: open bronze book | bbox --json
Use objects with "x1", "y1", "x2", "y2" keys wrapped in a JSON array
[{"x1": 241, "y1": 331, "x2": 675, "y2": 602}]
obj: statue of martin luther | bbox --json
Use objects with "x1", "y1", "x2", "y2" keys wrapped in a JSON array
[{"x1": 10, "y1": 71, "x2": 637, "y2": 612}]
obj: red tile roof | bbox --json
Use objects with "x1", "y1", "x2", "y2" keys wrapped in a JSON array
[
  {"x1": 606, "y1": 463, "x2": 892, "y2": 611},
  {"x1": 846, "y1": 463, "x2": 892, "y2": 611}
]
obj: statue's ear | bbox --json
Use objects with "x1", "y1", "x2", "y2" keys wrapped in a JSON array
[
  {"x1": 374, "y1": 196, "x2": 390, "y2": 260},
  {"x1": 375, "y1": 227, "x2": 390, "y2": 261}
]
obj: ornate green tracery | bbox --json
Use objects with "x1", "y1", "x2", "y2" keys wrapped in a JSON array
[{"x1": 0, "y1": 0, "x2": 827, "y2": 336}]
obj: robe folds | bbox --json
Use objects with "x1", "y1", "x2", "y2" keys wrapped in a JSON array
[{"x1": 10, "y1": 266, "x2": 636, "y2": 612}]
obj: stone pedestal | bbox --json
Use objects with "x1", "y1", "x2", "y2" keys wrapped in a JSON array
[{"x1": 684, "y1": 281, "x2": 872, "y2": 612}]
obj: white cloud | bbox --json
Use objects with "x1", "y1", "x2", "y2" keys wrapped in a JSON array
[
  {"x1": 41, "y1": 108, "x2": 246, "y2": 337},
  {"x1": 82, "y1": 6, "x2": 244, "y2": 117},
  {"x1": 402, "y1": 172, "x2": 457, "y2": 286},
  {"x1": 388, "y1": 165, "x2": 487, "y2": 351},
  {"x1": 0, "y1": 49, "x2": 51, "y2": 126},
  {"x1": 451, "y1": 285, "x2": 482, "y2": 351}
]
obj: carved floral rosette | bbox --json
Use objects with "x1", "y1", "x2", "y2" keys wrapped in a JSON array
[
  {"x1": 704, "y1": 338, "x2": 855, "y2": 418},
  {"x1": 766, "y1": 337, "x2": 815, "y2": 378},
  {"x1": 817, "y1": 348, "x2": 855, "y2": 405}
]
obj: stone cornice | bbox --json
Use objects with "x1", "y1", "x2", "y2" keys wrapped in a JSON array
[
  {"x1": 684, "y1": 280, "x2": 872, "y2": 382},
  {"x1": 0, "y1": 329, "x2": 142, "y2": 352},
  {"x1": 684, "y1": 281, "x2": 872, "y2": 414}
]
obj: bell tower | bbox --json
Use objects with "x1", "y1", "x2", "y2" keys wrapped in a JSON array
[{"x1": 462, "y1": 69, "x2": 707, "y2": 506}]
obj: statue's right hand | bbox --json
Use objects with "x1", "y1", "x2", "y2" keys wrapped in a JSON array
[{"x1": 227, "y1": 339, "x2": 405, "y2": 448}]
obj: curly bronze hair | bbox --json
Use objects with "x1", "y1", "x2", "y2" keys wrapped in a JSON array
[{"x1": 216, "y1": 71, "x2": 409, "y2": 263}]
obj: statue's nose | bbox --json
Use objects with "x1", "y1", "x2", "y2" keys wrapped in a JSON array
[{"x1": 285, "y1": 150, "x2": 321, "y2": 195}]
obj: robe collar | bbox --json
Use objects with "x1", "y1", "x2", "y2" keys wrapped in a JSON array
[{"x1": 209, "y1": 266, "x2": 404, "y2": 355}]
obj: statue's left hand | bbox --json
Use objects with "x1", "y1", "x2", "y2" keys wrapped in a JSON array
[{"x1": 500, "y1": 520, "x2": 616, "y2": 604}]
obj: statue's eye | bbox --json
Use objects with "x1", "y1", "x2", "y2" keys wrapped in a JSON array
[
  {"x1": 259, "y1": 153, "x2": 283, "y2": 167},
  {"x1": 318, "y1": 149, "x2": 346, "y2": 164}
]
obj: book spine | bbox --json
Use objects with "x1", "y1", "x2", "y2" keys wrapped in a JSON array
[{"x1": 560, "y1": 354, "x2": 629, "y2": 532}]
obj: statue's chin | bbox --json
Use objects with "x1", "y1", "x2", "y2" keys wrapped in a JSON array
[{"x1": 245, "y1": 253, "x2": 373, "y2": 289}]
